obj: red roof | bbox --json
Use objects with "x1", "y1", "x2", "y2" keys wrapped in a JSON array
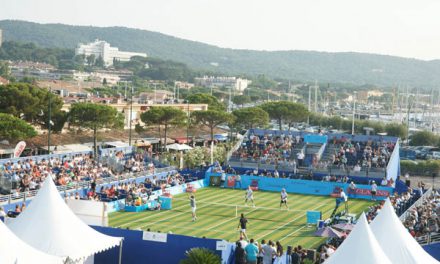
[{"x1": 0, "y1": 76, "x2": 10, "y2": 85}]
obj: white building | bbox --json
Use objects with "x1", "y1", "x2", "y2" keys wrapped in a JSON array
[
  {"x1": 75, "y1": 39, "x2": 147, "y2": 67},
  {"x1": 194, "y1": 76, "x2": 250, "y2": 91},
  {"x1": 73, "y1": 71, "x2": 121, "y2": 85}
]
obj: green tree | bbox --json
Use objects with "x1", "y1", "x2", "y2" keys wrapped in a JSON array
[
  {"x1": 140, "y1": 106, "x2": 187, "y2": 148},
  {"x1": 0, "y1": 61, "x2": 10, "y2": 79},
  {"x1": 95, "y1": 55, "x2": 105, "y2": 68},
  {"x1": 186, "y1": 93, "x2": 226, "y2": 111},
  {"x1": 385, "y1": 123, "x2": 407, "y2": 138},
  {"x1": 0, "y1": 113, "x2": 37, "y2": 142},
  {"x1": 0, "y1": 83, "x2": 65, "y2": 130},
  {"x1": 260, "y1": 101, "x2": 309, "y2": 130},
  {"x1": 69, "y1": 103, "x2": 124, "y2": 157},
  {"x1": 410, "y1": 131, "x2": 439, "y2": 146},
  {"x1": 232, "y1": 95, "x2": 251, "y2": 108},
  {"x1": 192, "y1": 110, "x2": 234, "y2": 141},
  {"x1": 179, "y1": 248, "x2": 221, "y2": 264},
  {"x1": 232, "y1": 107, "x2": 269, "y2": 129},
  {"x1": 86, "y1": 54, "x2": 96, "y2": 66}
]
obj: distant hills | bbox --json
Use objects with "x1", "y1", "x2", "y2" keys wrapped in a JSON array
[{"x1": 1, "y1": 20, "x2": 440, "y2": 88}]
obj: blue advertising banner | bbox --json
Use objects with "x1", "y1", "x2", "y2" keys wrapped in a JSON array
[
  {"x1": 306, "y1": 211, "x2": 322, "y2": 225},
  {"x1": 304, "y1": 134, "x2": 328, "y2": 144},
  {"x1": 208, "y1": 173, "x2": 393, "y2": 201}
]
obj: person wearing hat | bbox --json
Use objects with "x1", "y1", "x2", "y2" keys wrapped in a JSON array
[
  {"x1": 348, "y1": 181, "x2": 357, "y2": 198},
  {"x1": 371, "y1": 180, "x2": 378, "y2": 201}
]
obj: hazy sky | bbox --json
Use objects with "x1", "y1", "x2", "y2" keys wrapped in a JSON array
[{"x1": 2, "y1": 0, "x2": 440, "y2": 60}]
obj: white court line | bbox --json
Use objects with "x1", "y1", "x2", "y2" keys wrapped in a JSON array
[
  {"x1": 255, "y1": 203, "x2": 327, "y2": 241},
  {"x1": 111, "y1": 188, "x2": 219, "y2": 221},
  {"x1": 203, "y1": 200, "x2": 302, "y2": 232},
  {"x1": 278, "y1": 206, "x2": 336, "y2": 242},
  {"x1": 137, "y1": 193, "x2": 243, "y2": 229},
  {"x1": 164, "y1": 224, "x2": 239, "y2": 235},
  {"x1": 115, "y1": 191, "x2": 239, "y2": 228}
]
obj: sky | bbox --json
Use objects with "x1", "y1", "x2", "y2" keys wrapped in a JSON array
[{"x1": 2, "y1": 0, "x2": 440, "y2": 60}]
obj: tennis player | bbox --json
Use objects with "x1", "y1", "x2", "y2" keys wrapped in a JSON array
[
  {"x1": 245, "y1": 186, "x2": 255, "y2": 207},
  {"x1": 280, "y1": 188, "x2": 289, "y2": 209},
  {"x1": 189, "y1": 194, "x2": 197, "y2": 221},
  {"x1": 237, "y1": 213, "x2": 249, "y2": 240}
]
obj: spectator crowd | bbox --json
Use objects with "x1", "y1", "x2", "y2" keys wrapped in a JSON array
[
  {"x1": 231, "y1": 133, "x2": 396, "y2": 177},
  {"x1": 0, "y1": 151, "x2": 157, "y2": 196}
]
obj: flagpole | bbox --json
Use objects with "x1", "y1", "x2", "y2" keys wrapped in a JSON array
[{"x1": 48, "y1": 87, "x2": 52, "y2": 154}]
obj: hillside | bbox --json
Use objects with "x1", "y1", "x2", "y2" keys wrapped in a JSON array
[{"x1": 1, "y1": 20, "x2": 440, "y2": 88}]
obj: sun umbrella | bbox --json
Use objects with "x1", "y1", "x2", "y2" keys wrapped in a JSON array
[
  {"x1": 332, "y1": 223, "x2": 354, "y2": 231},
  {"x1": 314, "y1": 227, "x2": 343, "y2": 238},
  {"x1": 166, "y1": 143, "x2": 193, "y2": 151}
]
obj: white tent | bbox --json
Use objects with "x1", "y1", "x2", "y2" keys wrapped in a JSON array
[
  {"x1": 370, "y1": 199, "x2": 439, "y2": 264},
  {"x1": 8, "y1": 177, "x2": 122, "y2": 262},
  {"x1": 166, "y1": 143, "x2": 193, "y2": 151},
  {"x1": 325, "y1": 213, "x2": 392, "y2": 264},
  {"x1": 0, "y1": 219, "x2": 65, "y2": 264}
]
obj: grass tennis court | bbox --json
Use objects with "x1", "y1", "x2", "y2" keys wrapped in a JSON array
[{"x1": 109, "y1": 187, "x2": 375, "y2": 249}]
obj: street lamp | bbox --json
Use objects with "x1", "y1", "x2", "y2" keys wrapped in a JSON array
[
  {"x1": 352, "y1": 92, "x2": 357, "y2": 135},
  {"x1": 129, "y1": 84, "x2": 134, "y2": 146},
  {"x1": 47, "y1": 87, "x2": 52, "y2": 154},
  {"x1": 186, "y1": 101, "x2": 190, "y2": 145}
]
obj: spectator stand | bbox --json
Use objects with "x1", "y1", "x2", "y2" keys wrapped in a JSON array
[
  {"x1": 0, "y1": 166, "x2": 175, "y2": 210},
  {"x1": 228, "y1": 129, "x2": 400, "y2": 187}
]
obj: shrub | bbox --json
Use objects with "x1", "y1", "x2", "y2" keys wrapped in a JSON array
[
  {"x1": 179, "y1": 247, "x2": 221, "y2": 264},
  {"x1": 400, "y1": 160, "x2": 440, "y2": 176}
]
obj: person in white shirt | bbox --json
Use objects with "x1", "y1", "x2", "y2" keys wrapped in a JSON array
[
  {"x1": 340, "y1": 190, "x2": 349, "y2": 212},
  {"x1": 245, "y1": 186, "x2": 255, "y2": 207},
  {"x1": 348, "y1": 181, "x2": 357, "y2": 198},
  {"x1": 220, "y1": 172, "x2": 226, "y2": 187},
  {"x1": 371, "y1": 181, "x2": 378, "y2": 201},
  {"x1": 381, "y1": 176, "x2": 388, "y2": 186},
  {"x1": 297, "y1": 151, "x2": 305, "y2": 167},
  {"x1": 292, "y1": 160, "x2": 297, "y2": 175},
  {"x1": 0, "y1": 206, "x2": 6, "y2": 219},
  {"x1": 280, "y1": 188, "x2": 289, "y2": 209}
]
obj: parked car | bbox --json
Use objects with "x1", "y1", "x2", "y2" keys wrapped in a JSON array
[
  {"x1": 426, "y1": 151, "x2": 440, "y2": 160},
  {"x1": 417, "y1": 146, "x2": 438, "y2": 160},
  {"x1": 400, "y1": 148, "x2": 416, "y2": 160}
]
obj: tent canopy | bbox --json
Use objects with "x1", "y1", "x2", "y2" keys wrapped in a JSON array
[
  {"x1": 0, "y1": 219, "x2": 64, "y2": 264},
  {"x1": 314, "y1": 227, "x2": 343, "y2": 238},
  {"x1": 325, "y1": 213, "x2": 392, "y2": 264},
  {"x1": 370, "y1": 199, "x2": 439, "y2": 264},
  {"x1": 166, "y1": 143, "x2": 193, "y2": 151},
  {"x1": 8, "y1": 176, "x2": 122, "y2": 261}
]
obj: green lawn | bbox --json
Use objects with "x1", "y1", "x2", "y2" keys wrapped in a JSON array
[{"x1": 109, "y1": 187, "x2": 375, "y2": 249}]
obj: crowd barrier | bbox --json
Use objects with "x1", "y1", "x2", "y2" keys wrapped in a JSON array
[
  {"x1": 92, "y1": 226, "x2": 223, "y2": 264},
  {"x1": 208, "y1": 173, "x2": 394, "y2": 201},
  {"x1": 248, "y1": 129, "x2": 398, "y2": 143}
]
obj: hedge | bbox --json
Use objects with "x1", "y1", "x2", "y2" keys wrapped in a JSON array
[{"x1": 400, "y1": 160, "x2": 440, "y2": 176}]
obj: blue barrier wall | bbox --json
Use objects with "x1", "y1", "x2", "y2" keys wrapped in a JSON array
[
  {"x1": 304, "y1": 134, "x2": 328, "y2": 144},
  {"x1": 209, "y1": 173, "x2": 394, "y2": 200},
  {"x1": 423, "y1": 243, "x2": 440, "y2": 261},
  {"x1": 92, "y1": 226, "x2": 222, "y2": 264},
  {"x1": 229, "y1": 166, "x2": 407, "y2": 194}
]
